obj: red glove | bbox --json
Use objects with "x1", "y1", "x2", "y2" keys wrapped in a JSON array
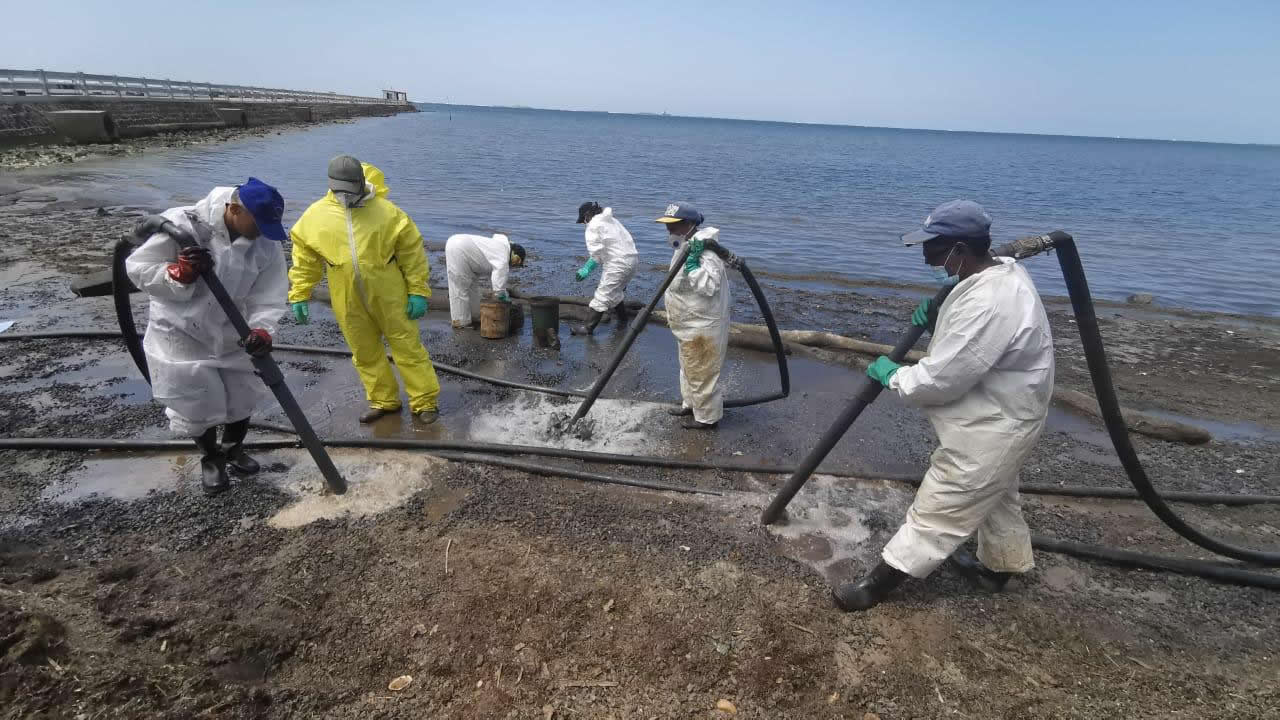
[
  {"x1": 241, "y1": 328, "x2": 272, "y2": 357},
  {"x1": 166, "y1": 246, "x2": 213, "y2": 284}
]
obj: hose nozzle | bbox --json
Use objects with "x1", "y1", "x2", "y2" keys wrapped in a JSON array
[{"x1": 991, "y1": 230, "x2": 1072, "y2": 260}]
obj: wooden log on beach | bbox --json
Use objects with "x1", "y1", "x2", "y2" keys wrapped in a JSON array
[{"x1": 1054, "y1": 388, "x2": 1211, "y2": 445}]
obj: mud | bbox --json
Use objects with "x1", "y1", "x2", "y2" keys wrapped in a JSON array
[{"x1": 1, "y1": 168, "x2": 1279, "y2": 718}]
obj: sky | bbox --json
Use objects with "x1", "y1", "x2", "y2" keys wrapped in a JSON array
[{"x1": 4, "y1": 0, "x2": 1278, "y2": 144}]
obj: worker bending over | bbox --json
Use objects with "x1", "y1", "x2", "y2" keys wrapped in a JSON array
[
  {"x1": 289, "y1": 155, "x2": 442, "y2": 425},
  {"x1": 833, "y1": 200, "x2": 1055, "y2": 611},
  {"x1": 126, "y1": 178, "x2": 287, "y2": 495},
  {"x1": 444, "y1": 232, "x2": 526, "y2": 328},
  {"x1": 572, "y1": 202, "x2": 639, "y2": 335},
  {"x1": 656, "y1": 203, "x2": 730, "y2": 430}
]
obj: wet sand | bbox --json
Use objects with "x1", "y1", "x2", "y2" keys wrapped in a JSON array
[{"x1": 1, "y1": 172, "x2": 1278, "y2": 717}]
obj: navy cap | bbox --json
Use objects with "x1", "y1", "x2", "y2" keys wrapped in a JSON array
[
  {"x1": 237, "y1": 177, "x2": 286, "y2": 242},
  {"x1": 655, "y1": 202, "x2": 704, "y2": 226},
  {"x1": 576, "y1": 201, "x2": 601, "y2": 224},
  {"x1": 901, "y1": 199, "x2": 992, "y2": 246}
]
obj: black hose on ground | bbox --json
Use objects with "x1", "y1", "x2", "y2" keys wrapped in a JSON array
[
  {"x1": 1031, "y1": 535, "x2": 1280, "y2": 590},
  {"x1": 3, "y1": 436, "x2": 1278, "y2": 506},
  {"x1": 431, "y1": 451, "x2": 722, "y2": 496}
]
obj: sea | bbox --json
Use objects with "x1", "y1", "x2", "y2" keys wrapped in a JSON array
[{"x1": 22, "y1": 104, "x2": 1280, "y2": 316}]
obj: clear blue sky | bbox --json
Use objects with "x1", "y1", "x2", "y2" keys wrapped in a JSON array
[{"x1": 4, "y1": 1, "x2": 1277, "y2": 144}]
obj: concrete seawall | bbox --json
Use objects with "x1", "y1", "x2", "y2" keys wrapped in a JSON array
[{"x1": 0, "y1": 98, "x2": 414, "y2": 147}]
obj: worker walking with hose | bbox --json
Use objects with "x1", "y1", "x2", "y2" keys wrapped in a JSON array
[
  {"x1": 571, "y1": 202, "x2": 638, "y2": 335},
  {"x1": 288, "y1": 156, "x2": 442, "y2": 425},
  {"x1": 125, "y1": 178, "x2": 288, "y2": 496},
  {"x1": 656, "y1": 203, "x2": 730, "y2": 430},
  {"x1": 833, "y1": 200, "x2": 1055, "y2": 611}
]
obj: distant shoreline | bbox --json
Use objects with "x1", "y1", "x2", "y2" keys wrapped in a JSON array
[{"x1": 414, "y1": 102, "x2": 1279, "y2": 149}]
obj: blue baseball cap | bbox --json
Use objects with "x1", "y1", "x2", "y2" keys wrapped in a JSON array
[
  {"x1": 655, "y1": 202, "x2": 704, "y2": 226},
  {"x1": 237, "y1": 177, "x2": 286, "y2": 242},
  {"x1": 901, "y1": 200, "x2": 992, "y2": 246}
]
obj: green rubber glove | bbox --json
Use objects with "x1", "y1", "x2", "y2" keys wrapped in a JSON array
[
  {"x1": 866, "y1": 355, "x2": 902, "y2": 388},
  {"x1": 683, "y1": 237, "x2": 705, "y2": 274},
  {"x1": 406, "y1": 294, "x2": 428, "y2": 319},
  {"x1": 497, "y1": 292, "x2": 511, "y2": 303},
  {"x1": 575, "y1": 258, "x2": 599, "y2": 282},
  {"x1": 911, "y1": 297, "x2": 937, "y2": 331},
  {"x1": 291, "y1": 301, "x2": 310, "y2": 325}
]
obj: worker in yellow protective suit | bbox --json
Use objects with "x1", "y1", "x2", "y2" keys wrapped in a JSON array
[{"x1": 287, "y1": 156, "x2": 442, "y2": 424}]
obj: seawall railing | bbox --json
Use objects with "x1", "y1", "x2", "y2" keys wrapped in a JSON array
[{"x1": 0, "y1": 68, "x2": 402, "y2": 105}]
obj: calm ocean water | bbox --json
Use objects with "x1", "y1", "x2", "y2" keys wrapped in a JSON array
[{"x1": 29, "y1": 105, "x2": 1280, "y2": 315}]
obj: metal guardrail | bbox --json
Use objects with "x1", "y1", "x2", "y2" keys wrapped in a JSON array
[{"x1": 0, "y1": 68, "x2": 404, "y2": 105}]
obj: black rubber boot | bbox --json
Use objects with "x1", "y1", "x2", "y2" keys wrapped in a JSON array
[
  {"x1": 613, "y1": 301, "x2": 633, "y2": 328},
  {"x1": 221, "y1": 418, "x2": 260, "y2": 476},
  {"x1": 831, "y1": 561, "x2": 908, "y2": 612},
  {"x1": 360, "y1": 407, "x2": 398, "y2": 424},
  {"x1": 193, "y1": 427, "x2": 229, "y2": 496},
  {"x1": 570, "y1": 310, "x2": 604, "y2": 336},
  {"x1": 667, "y1": 406, "x2": 692, "y2": 417},
  {"x1": 949, "y1": 548, "x2": 1013, "y2": 592}
]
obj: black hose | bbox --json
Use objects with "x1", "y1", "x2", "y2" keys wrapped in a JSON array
[
  {"x1": 431, "y1": 451, "x2": 722, "y2": 496},
  {"x1": 7, "y1": 435, "x2": 1273, "y2": 506},
  {"x1": 759, "y1": 284, "x2": 953, "y2": 524},
  {"x1": 1042, "y1": 233, "x2": 1280, "y2": 566},
  {"x1": 111, "y1": 238, "x2": 149, "y2": 382},
  {"x1": 1031, "y1": 535, "x2": 1280, "y2": 590},
  {"x1": 573, "y1": 239, "x2": 791, "y2": 421}
]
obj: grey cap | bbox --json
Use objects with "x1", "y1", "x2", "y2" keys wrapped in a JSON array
[
  {"x1": 901, "y1": 200, "x2": 992, "y2": 245},
  {"x1": 328, "y1": 154, "x2": 365, "y2": 194}
]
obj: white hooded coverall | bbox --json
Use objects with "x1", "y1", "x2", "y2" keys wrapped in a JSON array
[
  {"x1": 664, "y1": 227, "x2": 731, "y2": 425},
  {"x1": 445, "y1": 233, "x2": 511, "y2": 327},
  {"x1": 584, "y1": 207, "x2": 639, "y2": 313},
  {"x1": 881, "y1": 258, "x2": 1054, "y2": 577},
  {"x1": 125, "y1": 186, "x2": 288, "y2": 437}
]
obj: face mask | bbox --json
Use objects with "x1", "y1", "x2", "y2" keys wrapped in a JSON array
[
  {"x1": 336, "y1": 190, "x2": 364, "y2": 208},
  {"x1": 931, "y1": 246, "x2": 960, "y2": 286},
  {"x1": 669, "y1": 225, "x2": 695, "y2": 248}
]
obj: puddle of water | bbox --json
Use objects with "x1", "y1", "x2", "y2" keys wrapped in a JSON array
[
  {"x1": 1138, "y1": 408, "x2": 1280, "y2": 446},
  {"x1": 267, "y1": 448, "x2": 446, "y2": 529},
  {"x1": 43, "y1": 453, "x2": 192, "y2": 503},
  {"x1": 0, "y1": 261, "x2": 62, "y2": 289},
  {"x1": 467, "y1": 393, "x2": 664, "y2": 455}
]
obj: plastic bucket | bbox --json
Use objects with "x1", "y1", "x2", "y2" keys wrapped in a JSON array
[{"x1": 479, "y1": 300, "x2": 510, "y2": 339}]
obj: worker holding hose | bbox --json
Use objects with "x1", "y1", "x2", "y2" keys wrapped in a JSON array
[
  {"x1": 656, "y1": 203, "x2": 730, "y2": 430},
  {"x1": 125, "y1": 178, "x2": 288, "y2": 496},
  {"x1": 571, "y1": 202, "x2": 638, "y2": 335},
  {"x1": 833, "y1": 200, "x2": 1055, "y2": 611},
  {"x1": 288, "y1": 156, "x2": 442, "y2": 425}
]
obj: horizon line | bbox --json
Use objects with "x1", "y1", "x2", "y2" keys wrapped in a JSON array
[{"x1": 413, "y1": 101, "x2": 1279, "y2": 148}]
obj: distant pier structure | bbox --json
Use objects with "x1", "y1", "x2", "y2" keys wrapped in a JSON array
[{"x1": 1, "y1": 67, "x2": 417, "y2": 146}]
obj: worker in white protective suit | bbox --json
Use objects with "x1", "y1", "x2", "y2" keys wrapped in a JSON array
[
  {"x1": 833, "y1": 200, "x2": 1055, "y2": 612},
  {"x1": 571, "y1": 202, "x2": 639, "y2": 335},
  {"x1": 444, "y1": 233, "x2": 526, "y2": 328},
  {"x1": 125, "y1": 178, "x2": 288, "y2": 496},
  {"x1": 656, "y1": 202, "x2": 731, "y2": 430}
]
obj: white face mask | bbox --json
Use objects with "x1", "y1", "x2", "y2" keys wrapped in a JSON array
[
  {"x1": 668, "y1": 225, "x2": 695, "y2": 248},
  {"x1": 335, "y1": 190, "x2": 364, "y2": 208}
]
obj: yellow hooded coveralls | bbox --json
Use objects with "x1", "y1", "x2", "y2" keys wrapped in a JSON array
[{"x1": 287, "y1": 164, "x2": 441, "y2": 413}]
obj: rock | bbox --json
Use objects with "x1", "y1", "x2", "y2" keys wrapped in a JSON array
[
  {"x1": 716, "y1": 699, "x2": 738, "y2": 714},
  {"x1": 1126, "y1": 293, "x2": 1154, "y2": 305},
  {"x1": 863, "y1": 713, "x2": 881, "y2": 720},
  {"x1": 205, "y1": 646, "x2": 230, "y2": 665},
  {"x1": 410, "y1": 623, "x2": 427, "y2": 637},
  {"x1": 388, "y1": 675, "x2": 412, "y2": 691}
]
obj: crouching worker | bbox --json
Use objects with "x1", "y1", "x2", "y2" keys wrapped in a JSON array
[
  {"x1": 288, "y1": 155, "x2": 443, "y2": 425},
  {"x1": 833, "y1": 200, "x2": 1055, "y2": 612},
  {"x1": 444, "y1": 232, "x2": 526, "y2": 328},
  {"x1": 126, "y1": 178, "x2": 288, "y2": 496},
  {"x1": 656, "y1": 202, "x2": 729, "y2": 430}
]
